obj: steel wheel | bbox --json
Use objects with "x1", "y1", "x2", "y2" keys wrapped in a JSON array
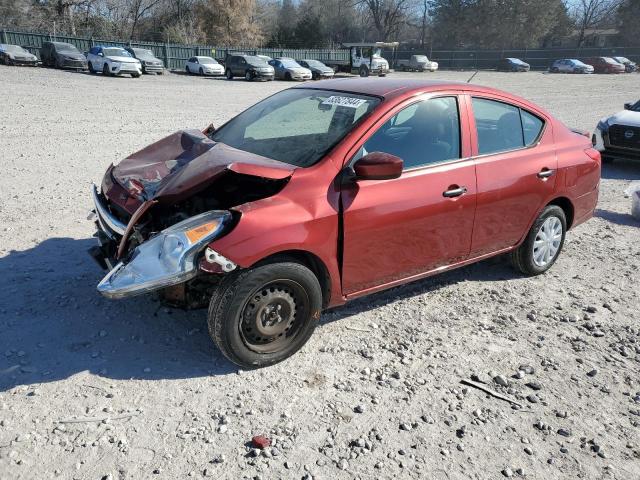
[
  {"x1": 532, "y1": 216, "x2": 563, "y2": 267},
  {"x1": 239, "y1": 279, "x2": 309, "y2": 354}
]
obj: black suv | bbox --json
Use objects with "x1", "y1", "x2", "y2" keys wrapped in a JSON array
[
  {"x1": 224, "y1": 54, "x2": 274, "y2": 81},
  {"x1": 40, "y1": 41, "x2": 87, "y2": 70}
]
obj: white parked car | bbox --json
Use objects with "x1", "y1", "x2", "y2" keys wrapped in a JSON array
[
  {"x1": 549, "y1": 59, "x2": 594, "y2": 74},
  {"x1": 185, "y1": 56, "x2": 224, "y2": 76},
  {"x1": 593, "y1": 99, "x2": 640, "y2": 163},
  {"x1": 86, "y1": 46, "x2": 142, "y2": 77}
]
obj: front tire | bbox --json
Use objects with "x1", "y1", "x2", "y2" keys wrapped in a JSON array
[
  {"x1": 102, "y1": 63, "x2": 110, "y2": 76},
  {"x1": 359, "y1": 66, "x2": 369, "y2": 77},
  {"x1": 510, "y1": 205, "x2": 566, "y2": 276},
  {"x1": 245, "y1": 70, "x2": 253, "y2": 81},
  {"x1": 226, "y1": 69, "x2": 233, "y2": 80},
  {"x1": 88, "y1": 62, "x2": 95, "y2": 74},
  {"x1": 208, "y1": 262, "x2": 322, "y2": 368}
]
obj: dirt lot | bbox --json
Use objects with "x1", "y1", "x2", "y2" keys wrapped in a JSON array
[{"x1": 0, "y1": 66, "x2": 639, "y2": 480}]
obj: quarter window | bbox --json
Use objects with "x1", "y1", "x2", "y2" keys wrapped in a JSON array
[
  {"x1": 359, "y1": 96, "x2": 461, "y2": 170},
  {"x1": 471, "y1": 98, "x2": 544, "y2": 155}
]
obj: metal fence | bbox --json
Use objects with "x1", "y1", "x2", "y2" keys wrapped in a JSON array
[
  {"x1": 0, "y1": 29, "x2": 348, "y2": 70},
  {"x1": 2, "y1": 28, "x2": 640, "y2": 71},
  {"x1": 389, "y1": 47, "x2": 640, "y2": 71}
]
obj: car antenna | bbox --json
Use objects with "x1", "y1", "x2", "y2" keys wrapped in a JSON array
[{"x1": 467, "y1": 70, "x2": 479, "y2": 83}]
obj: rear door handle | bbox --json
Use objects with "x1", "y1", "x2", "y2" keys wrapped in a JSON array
[
  {"x1": 443, "y1": 186, "x2": 468, "y2": 198},
  {"x1": 537, "y1": 168, "x2": 555, "y2": 179}
]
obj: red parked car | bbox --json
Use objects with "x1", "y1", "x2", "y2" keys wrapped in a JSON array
[
  {"x1": 90, "y1": 78, "x2": 601, "y2": 368},
  {"x1": 583, "y1": 57, "x2": 626, "y2": 74}
]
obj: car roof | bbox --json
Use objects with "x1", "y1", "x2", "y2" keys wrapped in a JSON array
[
  {"x1": 294, "y1": 78, "x2": 496, "y2": 99},
  {"x1": 195, "y1": 55, "x2": 214, "y2": 59}
]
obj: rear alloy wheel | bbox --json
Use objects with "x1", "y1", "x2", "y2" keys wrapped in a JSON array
[
  {"x1": 208, "y1": 262, "x2": 322, "y2": 368},
  {"x1": 510, "y1": 205, "x2": 566, "y2": 276}
]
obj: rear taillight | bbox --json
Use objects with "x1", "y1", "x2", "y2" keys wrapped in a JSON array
[{"x1": 584, "y1": 147, "x2": 601, "y2": 162}]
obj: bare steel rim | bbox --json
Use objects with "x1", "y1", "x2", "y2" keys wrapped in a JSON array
[
  {"x1": 239, "y1": 279, "x2": 310, "y2": 354},
  {"x1": 533, "y1": 216, "x2": 563, "y2": 267}
]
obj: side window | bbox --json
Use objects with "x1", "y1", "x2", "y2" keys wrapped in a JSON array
[
  {"x1": 360, "y1": 96, "x2": 461, "y2": 170},
  {"x1": 521, "y1": 109, "x2": 544, "y2": 145},
  {"x1": 472, "y1": 98, "x2": 524, "y2": 155}
]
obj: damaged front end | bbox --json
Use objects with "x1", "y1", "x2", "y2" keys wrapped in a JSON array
[{"x1": 89, "y1": 129, "x2": 294, "y2": 304}]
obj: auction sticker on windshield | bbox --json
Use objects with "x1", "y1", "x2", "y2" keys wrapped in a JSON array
[{"x1": 322, "y1": 96, "x2": 368, "y2": 108}]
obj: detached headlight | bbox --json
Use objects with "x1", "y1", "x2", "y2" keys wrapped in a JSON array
[{"x1": 97, "y1": 210, "x2": 233, "y2": 298}]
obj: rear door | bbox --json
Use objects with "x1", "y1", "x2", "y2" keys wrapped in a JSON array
[
  {"x1": 341, "y1": 93, "x2": 477, "y2": 296},
  {"x1": 466, "y1": 94, "x2": 556, "y2": 257}
]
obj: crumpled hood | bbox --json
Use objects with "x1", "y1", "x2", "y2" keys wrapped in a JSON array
[
  {"x1": 111, "y1": 129, "x2": 295, "y2": 206},
  {"x1": 607, "y1": 110, "x2": 640, "y2": 128}
]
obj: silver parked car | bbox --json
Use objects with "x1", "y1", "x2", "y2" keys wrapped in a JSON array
[
  {"x1": 268, "y1": 57, "x2": 312, "y2": 81},
  {"x1": 550, "y1": 59, "x2": 594, "y2": 74}
]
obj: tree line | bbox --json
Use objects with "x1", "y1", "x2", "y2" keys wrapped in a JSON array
[{"x1": 0, "y1": 0, "x2": 636, "y2": 49}]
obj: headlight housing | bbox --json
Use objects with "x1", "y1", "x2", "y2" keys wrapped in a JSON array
[{"x1": 97, "y1": 210, "x2": 233, "y2": 298}]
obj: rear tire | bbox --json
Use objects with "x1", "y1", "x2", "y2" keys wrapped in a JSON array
[
  {"x1": 510, "y1": 205, "x2": 566, "y2": 276},
  {"x1": 208, "y1": 262, "x2": 322, "y2": 369},
  {"x1": 226, "y1": 69, "x2": 233, "y2": 80}
]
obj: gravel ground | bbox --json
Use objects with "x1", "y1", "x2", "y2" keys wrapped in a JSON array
[{"x1": 1, "y1": 66, "x2": 639, "y2": 480}]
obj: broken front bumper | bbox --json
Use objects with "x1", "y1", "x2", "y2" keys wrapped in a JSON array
[{"x1": 90, "y1": 185, "x2": 236, "y2": 299}]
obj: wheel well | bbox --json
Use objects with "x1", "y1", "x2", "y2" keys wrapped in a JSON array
[
  {"x1": 255, "y1": 250, "x2": 332, "y2": 309},
  {"x1": 547, "y1": 197, "x2": 574, "y2": 228}
]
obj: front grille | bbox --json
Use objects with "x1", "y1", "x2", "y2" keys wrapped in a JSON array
[{"x1": 608, "y1": 124, "x2": 640, "y2": 149}]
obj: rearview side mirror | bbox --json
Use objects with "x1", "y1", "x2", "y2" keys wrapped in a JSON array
[
  {"x1": 353, "y1": 152, "x2": 403, "y2": 181},
  {"x1": 624, "y1": 102, "x2": 632, "y2": 110}
]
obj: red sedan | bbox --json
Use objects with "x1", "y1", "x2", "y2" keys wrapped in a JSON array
[
  {"x1": 91, "y1": 78, "x2": 601, "y2": 368},
  {"x1": 584, "y1": 57, "x2": 626, "y2": 74}
]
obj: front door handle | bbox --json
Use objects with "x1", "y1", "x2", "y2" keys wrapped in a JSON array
[
  {"x1": 537, "y1": 168, "x2": 555, "y2": 179},
  {"x1": 443, "y1": 186, "x2": 468, "y2": 198}
]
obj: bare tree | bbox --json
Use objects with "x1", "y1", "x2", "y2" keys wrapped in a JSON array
[
  {"x1": 127, "y1": 0, "x2": 163, "y2": 39},
  {"x1": 355, "y1": 0, "x2": 413, "y2": 40},
  {"x1": 571, "y1": 0, "x2": 621, "y2": 47}
]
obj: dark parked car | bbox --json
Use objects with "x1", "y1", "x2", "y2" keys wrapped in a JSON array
[
  {"x1": 125, "y1": 47, "x2": 164, "y2": 74},
  {"x1": 298, "y1": 59, "x2": 335, "y2": 79},
  {"x1": 497, "y1": 58, "x2": 530, "y2": 72},
  {"x1": 40, "y1": 41, "x2": 87, "y2": 70},
  {"x1": 0, "y1": 44, "x2": 38, "y2": 66},
  {"x1": 583, "y1": 57, "x2": 625, "y2": 74},
  {"x1": 225, "y1": 54, "x2": 274, "y2": 81},
  {"x1": 593, "y1": 99, "x2": 640, "y2": 162},
  {"x1": 612, "y1": 56, "x2": 637, "y2": 73},
  {"x1": 91, "y1": 79, "x2": 601, "y2": 368}
]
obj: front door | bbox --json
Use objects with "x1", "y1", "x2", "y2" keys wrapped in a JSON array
[
  {"x1": 341, "y1": 94, "x2": 477, "y2": 296},
  {"x1": 467, "y1": 95, "x2": 557, "y2": 257}
]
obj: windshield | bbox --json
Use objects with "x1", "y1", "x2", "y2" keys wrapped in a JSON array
[
  {"x1": 104, "y1": 48, "x2": 132, "y2": 57},
  {"x1": 303, "y1": 59, "x2": 325, "y2": 68},
  {"x1": 199, "y1": 57, "x2": 217, "y2": 64},
  {"x1": 56, "y1": 43, "x2": 80, "y2": 53},
  {"x1": 508, "y1": 58, "x2": 525, "y2": 64},
  {"x1": 1, "y1": 44, "x2": 27, "y2": 54},
  {"x1": 280, "y1": 59, "x2": 301, "y2": 68},
  {"x1": 134, "y1": 48, "x2": 155, "y2": 58},
  {"x1": 246, "y1": 56, "x2": 267, "y2": 67},
  {"x1": 211, "y1": 89, "x2": 381, "y2": 167},
  {"x1": 603, "y1": 57, "x2": 618, "y2": 64},
  {"x1": 570, "y1": 59, "x2": 586, "y2": 66}
]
